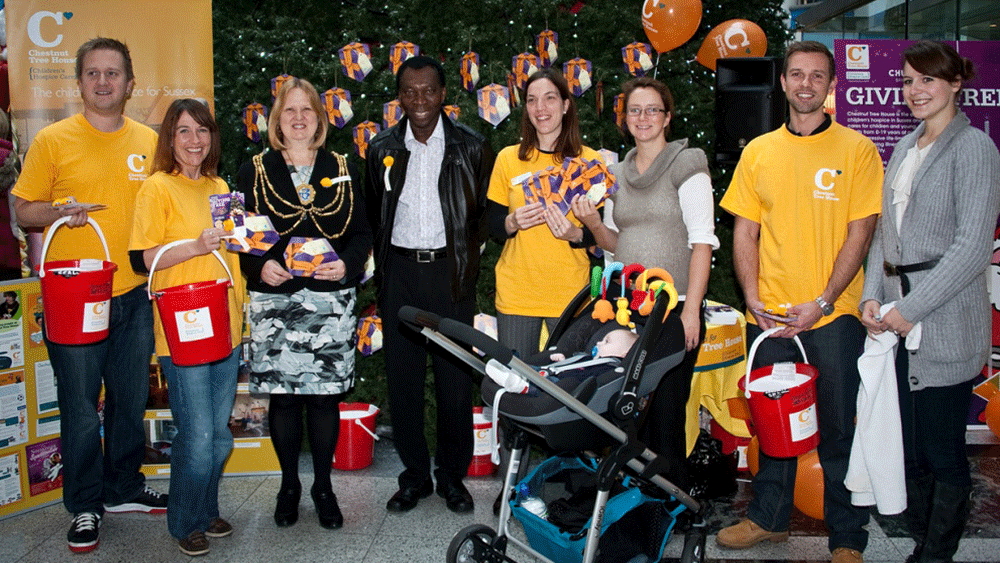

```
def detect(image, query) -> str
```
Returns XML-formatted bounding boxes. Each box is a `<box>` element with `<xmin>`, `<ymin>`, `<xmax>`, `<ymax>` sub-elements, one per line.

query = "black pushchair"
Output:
<box><xmin>398</xmin><ymin>269</ymin><xmax>708</xmax><ymax>563</ymax></box>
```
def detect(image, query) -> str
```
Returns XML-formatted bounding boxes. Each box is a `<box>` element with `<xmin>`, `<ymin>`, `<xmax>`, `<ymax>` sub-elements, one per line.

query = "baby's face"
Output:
<box><xmin>594</xmin><ymin>330</ymin><xmax>635</xmax><ymax>358</ymax></box>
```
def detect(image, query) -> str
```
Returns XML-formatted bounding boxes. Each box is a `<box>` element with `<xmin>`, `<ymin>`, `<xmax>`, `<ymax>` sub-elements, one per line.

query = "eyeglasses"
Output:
<box><xmin>626</xmin><ymin>107</ymin><xmax>667</xmax><ymax>117</ymax></box>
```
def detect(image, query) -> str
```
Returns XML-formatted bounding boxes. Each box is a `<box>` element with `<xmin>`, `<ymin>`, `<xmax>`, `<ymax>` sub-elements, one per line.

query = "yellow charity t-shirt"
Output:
<box><xmin>129</xmin><ymin>172</ymin><xmax>246</xmax><ymax>357</ymax></box>
<box><xmin>487</xmin><ymin>145</ymin><xmax>604</xmax><ymax>317</ymax></box>
<box><xmin>719</xmin><ymin>122</ymin><xmax>883</xmax><ymax>329</ymax></box>
<box><xmin>12</xmin><ymin>114</ymin><xmax>157</xmax><ymax>296</ymax></box>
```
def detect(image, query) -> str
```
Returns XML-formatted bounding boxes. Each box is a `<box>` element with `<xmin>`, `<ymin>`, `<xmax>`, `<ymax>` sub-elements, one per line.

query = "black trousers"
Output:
<box><xmin>639</xmin><ymin>304</ymin><xmax>704</xmax><ymax>491</ymax></box>
<box><xmin>380</xmin><ymin>251</ymin><xmax>475</xmax><ymax>488</ymax></box>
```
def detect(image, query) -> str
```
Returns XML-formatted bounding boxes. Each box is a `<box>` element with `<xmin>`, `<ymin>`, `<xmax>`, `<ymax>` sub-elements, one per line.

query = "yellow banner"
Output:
<box><xmin>695</xmin><ymin>321</ymin><xmax>744</xmax><ymax>371</ymax></box>
<box><xmin>4</xmin><ymin>0</ymin><xmax>214</xmax><ymax>151</ymax></box>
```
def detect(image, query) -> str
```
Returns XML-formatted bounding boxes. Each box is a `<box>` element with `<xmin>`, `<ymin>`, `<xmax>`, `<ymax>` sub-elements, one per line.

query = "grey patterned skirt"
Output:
<box><xmin>247</xmin><ymin>287</ymin><xmax>356</xmax><ymax>394</ymax></box>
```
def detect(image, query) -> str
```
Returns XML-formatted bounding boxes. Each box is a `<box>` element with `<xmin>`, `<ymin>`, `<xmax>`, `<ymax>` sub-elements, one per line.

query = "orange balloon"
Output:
<box><xmin>641</xmin><ymin>0</ymin><xmax>703</xmax><ymax>53</ymax></box>
<box><xmin>696</xmin><ymin>19</ymin><xmax>768</xmax><ymax>71</ymax></box>
<box><xmin>986</xmin><ymin>395</ymin><xmax>1000</xmax><ymax>439</ymax></box>
<box><xmin>793</xmin><ymin>449</ymin><xmax>824</xmax><ymax>520</ymax></box>
<box><xmin>746</xmin><ymin>439</ymin><xmax>824</xmax><ymax>520</ymax></box>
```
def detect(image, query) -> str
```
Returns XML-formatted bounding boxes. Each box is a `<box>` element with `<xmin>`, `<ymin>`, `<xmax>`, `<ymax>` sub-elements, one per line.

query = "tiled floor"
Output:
<box><xmin>2</xmin><ymin>439</ymin><xmax>998</xmax><ymax>563</ymax></box>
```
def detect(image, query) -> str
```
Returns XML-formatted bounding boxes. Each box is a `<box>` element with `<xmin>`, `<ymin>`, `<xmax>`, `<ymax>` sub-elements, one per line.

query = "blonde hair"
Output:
<box><xmin>267</xmin><ymin>78</ymin><xmax>328</xmax><ymax>151</ymax></box>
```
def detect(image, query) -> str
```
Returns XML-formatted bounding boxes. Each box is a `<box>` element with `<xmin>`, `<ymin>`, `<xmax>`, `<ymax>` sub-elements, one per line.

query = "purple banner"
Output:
<box><xmin>834</xmin><ymin>39</ymin><xmax>1000</xmax><ymax>166</ymax></box>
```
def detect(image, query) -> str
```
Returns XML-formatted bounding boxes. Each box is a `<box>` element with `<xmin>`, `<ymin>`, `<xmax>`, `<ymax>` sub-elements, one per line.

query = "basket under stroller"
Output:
<box><xmin>399</xmin><ymin>278</ymin><xmax>709</xmax><ymax>563</ymax></box>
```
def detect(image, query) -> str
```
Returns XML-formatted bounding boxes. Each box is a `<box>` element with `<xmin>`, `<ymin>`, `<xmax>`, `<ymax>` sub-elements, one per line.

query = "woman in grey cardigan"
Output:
<box><xmin>860</xmin><ymin>41</ymin><xmax>1000</xmax><ymax>563</ymax></box>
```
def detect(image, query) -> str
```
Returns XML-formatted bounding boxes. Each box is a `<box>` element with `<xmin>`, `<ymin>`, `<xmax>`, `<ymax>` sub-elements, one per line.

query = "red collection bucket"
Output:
<box><xmin>38</xmin><ymin>217</ymin><xmax>118</xmax><ymax>345</ymax></box>
<box><xmin>739</xmin><ymin>327</ymin><xmax>820</xmax><ymax>458</ymax></box>
<box><xmin>333</xmin><ymin>403</ymin><xmax>379</xmax><ymax>470</ymax></box>
<box><xmin>467</xmin><ymin>406</ymin><xmax>496</xmax><ymax>476</ymax></box>
<box><xmin>148</xmin><ymin>240</ymin><xmax>234</xmax><ymax>367</ymax></box>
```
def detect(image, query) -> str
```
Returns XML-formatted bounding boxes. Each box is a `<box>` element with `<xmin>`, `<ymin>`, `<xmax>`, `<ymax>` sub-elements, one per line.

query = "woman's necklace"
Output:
<box><xmin>252</xmin><ymin>151</ymin><xmax>354</xmax><ymax>239</ymax></box>
<box><xmin>286</xmin><ymin>151</ymin><xmax>317</xmax><ymax>204</ymax></box>
<box><xmin>289</xmin><ymin>163</ymin><xmax>316</xmax><ymax>205</ymax></box>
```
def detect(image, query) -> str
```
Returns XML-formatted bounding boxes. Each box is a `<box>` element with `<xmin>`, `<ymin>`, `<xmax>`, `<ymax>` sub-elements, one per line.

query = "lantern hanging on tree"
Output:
<box><xmin>242</xmin><ymin>103</ymin><xmax>267</xmax><ymax>143</ymax></box>
<box><xmin>339</xmin><ymin>42</ymin><xmax>373</xmax><ymax>82</ymax></box>
<box><xmin>477</xmin><ymin>83</ymin><xmax>511</xmax><ymax>127</ymax></box>
<box><xmin>460</xmin><ymin>52</ymin><xmax>481</xmax><ymax>92</ymax></box>
<box><xmin>536</xmin><ymin>30</ymin><xmax>558</xmax><ymax>67</ymax></box>
<box><xmin>353</xmin><ymin>121</ymin><xmax>381</xmax><ymax>158</ymax></box>
<box><xmin>322</xmin><ymin>88</ymin><xmax>353</xmax><ymax>129</ymax></box>
<box><xmin>389</xmin><ymin>41</ymin><xmax>420</xmax><ymax>75</ymax></box>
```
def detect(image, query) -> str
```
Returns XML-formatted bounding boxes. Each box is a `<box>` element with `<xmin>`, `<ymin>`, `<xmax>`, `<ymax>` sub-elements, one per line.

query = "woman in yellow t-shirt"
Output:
<box><xmin>128</xmin><ymin>99</ymin><xmax>244</xmax><ymax>557</ymax></box>
<box><xmin>487</xmin><ymin>68</ymin><xmax>602</xmax><ymax>357</ymax></box>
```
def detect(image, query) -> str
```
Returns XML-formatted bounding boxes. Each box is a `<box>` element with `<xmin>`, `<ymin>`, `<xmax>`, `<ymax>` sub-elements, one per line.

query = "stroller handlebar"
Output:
<box><xmin>398</xmin><ymin>306</ymin><xmax>515</xmax><ymax>364</ymax></box>
<box><xmin>438</xmin><ymin>318</ymin><xmax>515</xmax><ymax>364</ymax></box>
<box><xmin>399</xmin><ymin>305</ymin><xmax>442</xmax><ymax>330</ymax></box>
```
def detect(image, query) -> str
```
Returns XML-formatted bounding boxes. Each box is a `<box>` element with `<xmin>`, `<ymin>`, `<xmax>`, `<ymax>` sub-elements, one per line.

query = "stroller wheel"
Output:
<box><xmin>447</xmin><ymin>524</ymin><xmax>498</xmax><ymax>563</ymax></box>
<box><xmin>679</xmin><ymin>527</ymin><xmax>707</xmax><ymax>563</ymax></box>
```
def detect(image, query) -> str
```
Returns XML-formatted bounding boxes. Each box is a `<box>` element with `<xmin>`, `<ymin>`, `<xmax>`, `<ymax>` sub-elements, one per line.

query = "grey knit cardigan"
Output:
<box><xmin>861</xmin><ymin>111</ymin><xmax>1000</xmax><ymax>390</ymax></box>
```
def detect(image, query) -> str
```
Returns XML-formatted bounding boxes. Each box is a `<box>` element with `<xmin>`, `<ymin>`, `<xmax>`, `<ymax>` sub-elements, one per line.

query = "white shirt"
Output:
<box><xmin>391</xmin><ymin>118</ymin><xmax>447</xmax><ymax>249</ymax></box>
<box><xmin>678</xmin><ymin>172</ymin><xmax>721</xmax><ymax>249</ymax></box>
<box><xmin>891</xmin><ymin>142</ymin><xmax>934</xmax><ymax>234</ymax></box>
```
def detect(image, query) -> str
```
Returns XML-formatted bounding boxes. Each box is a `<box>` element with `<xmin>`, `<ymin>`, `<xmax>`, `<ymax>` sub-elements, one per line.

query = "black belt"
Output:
<box><xmin>884</xmin><ymin>259</ymin><xmax>938</xmax><ymax>295</ymax></box>
<box><xmin>883</xmin><ymin>259</ymin><xmax>939</xmax><ymax>277</ymax></box>
<box><xmin>391</xmin><ymin>245</ymin><xmax>447</xmax><ymax>263</ymax></box>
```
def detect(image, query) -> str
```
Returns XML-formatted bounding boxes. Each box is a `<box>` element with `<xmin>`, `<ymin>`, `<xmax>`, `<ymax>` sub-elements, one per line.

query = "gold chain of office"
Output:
<box><xmin>251</xmin><ymin>151</ymin><xmax>353</xmax><ymax>239</ymax></box>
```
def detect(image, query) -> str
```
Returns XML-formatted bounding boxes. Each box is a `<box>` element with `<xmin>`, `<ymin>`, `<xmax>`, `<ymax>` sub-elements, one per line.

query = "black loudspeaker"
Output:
<box><xmin>714</xmin><ymin>57</ymin><xmax>785</xmax><ymax>165</ymax></box>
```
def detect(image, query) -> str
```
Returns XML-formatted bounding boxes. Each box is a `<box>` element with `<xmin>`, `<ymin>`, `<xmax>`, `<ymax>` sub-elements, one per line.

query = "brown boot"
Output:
<box><xmin>716</xmin><ymin>518</ymin><xmax>789</xmax><ymax>549</ymax></box>
<box><xmin>832</xmin><ymin>547</ymin><xmax>863</xmax><ymax>563</ymax></box>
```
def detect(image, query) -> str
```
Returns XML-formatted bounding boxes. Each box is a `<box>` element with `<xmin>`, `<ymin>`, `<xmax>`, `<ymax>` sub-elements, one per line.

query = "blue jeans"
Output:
<box><xmin>46</xmin><ymin>284</ymin><xmax>155</xmax><ymax>514</ymax></box>
<box><xmin>159</xmin><ymin>347</ymin><xmax>240</xmax><ymax>539</ymax></box>
<box><xmin>745</xmin><ymin>316</ymin><xmax>870</xmax><ymax>553</ymax></box>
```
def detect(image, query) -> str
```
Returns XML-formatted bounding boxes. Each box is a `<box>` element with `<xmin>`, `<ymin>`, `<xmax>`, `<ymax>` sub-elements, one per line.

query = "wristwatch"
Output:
<box><xmin>815</xmin><ymin>296</ymin><xmax>834</xmax><ymax>316</ymax></box>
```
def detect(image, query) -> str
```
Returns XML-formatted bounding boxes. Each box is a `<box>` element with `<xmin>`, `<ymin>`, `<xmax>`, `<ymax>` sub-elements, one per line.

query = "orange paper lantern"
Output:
<box><xmin>641</xmin><ymin>0</ymin><xmax>703</xmax><ymax>53</ymax></box>
<box><xmin>696</xmin><ymin>19</ymin><xmax>768</xmax><ymax>71</ymax></box>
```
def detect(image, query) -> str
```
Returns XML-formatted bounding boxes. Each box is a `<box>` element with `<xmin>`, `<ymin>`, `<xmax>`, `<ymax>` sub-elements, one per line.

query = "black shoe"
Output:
<box><xmin>67</xmin><ymin>512</ymin><xmax>101</xmax><ymax>553</ymax></box>
<box><xmin>274</xmin><ymin>488</ymin><xmax>301</xmax><ymax>527</ymax></box>
<box><xmin>386</xmin><ymin>478</ymin><xmax>433</xmax><ymax>513</ymax></box>
<box><xmin>437</xmin><ymin>479</ymin><xmax>474</xmax><ymax>514</ymax></box>
<box><xmin>104</xmin><ymin>485</ymin><xmax>168</xmax><ymax>514</ymax></box>
<box><xmin>311</xmin><ymin>488</ymin><xmax>343</xmax><ymax>529</ymax></box>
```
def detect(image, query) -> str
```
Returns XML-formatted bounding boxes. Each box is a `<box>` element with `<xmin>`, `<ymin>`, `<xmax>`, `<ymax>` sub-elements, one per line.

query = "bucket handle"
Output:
<box><xmin>38</xmin><ymin>216</ymin><xmax>110</xmax><ymax>278</ymax></box>
<box><xmin>352</xmin><ymin>419</ymin><xmax>379</xmax><ymax>441</ymax></box>
<box><xmin>744</xmin><ymin>327</ymin><xmax>808</xmax><ymax>399</ymax></box>
<box><xmin>147</xmin><ymin>239</ymin><xmax>235</xmax><ymax>300</ymax></box>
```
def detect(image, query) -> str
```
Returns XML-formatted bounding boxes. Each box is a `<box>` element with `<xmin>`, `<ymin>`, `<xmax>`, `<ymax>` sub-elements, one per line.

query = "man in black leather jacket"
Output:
<box><xmin>364</xmin><ymin>55</ymin><xmax>495</xmax><ymax>514</ymax></box>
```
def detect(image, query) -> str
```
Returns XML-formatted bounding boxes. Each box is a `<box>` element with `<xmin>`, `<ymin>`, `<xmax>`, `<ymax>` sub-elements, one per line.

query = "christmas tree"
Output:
<box><xmin>212</xmin><ymin>0</ymin><xmax>792</xmax><ymax>438</ymax></box>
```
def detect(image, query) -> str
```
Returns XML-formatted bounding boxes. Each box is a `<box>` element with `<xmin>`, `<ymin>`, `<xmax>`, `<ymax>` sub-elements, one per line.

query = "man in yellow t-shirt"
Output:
<box><xmin>717</xmin><ymin>42</ymin><xmax>883</xmax><ymax>563</ymax></box>
<box><xmin>11</xmin><ymin>38</ymin><xmax>163</xmax><ymax>554</ymax></box>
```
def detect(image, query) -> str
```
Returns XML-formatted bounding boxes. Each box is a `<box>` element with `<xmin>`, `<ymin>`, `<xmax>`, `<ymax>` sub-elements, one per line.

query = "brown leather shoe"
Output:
<box><xmin>832</xmin><ymin>547</ymin><xmax>863</xmax><ymax>563</ymax></box>
<box><xmin>205</xmin><ymin>518</ymin><xmax>233</xmax><ymax>538</ymax></box>
<box><xmin>716</xmin><ymin>518</ymin><xmax>789</xmax><ymax>549</ymax></box>
<box><xmin>178</xmin><ymin>531</ymin><xmax>209</xmax><ymax>556</ymax></box>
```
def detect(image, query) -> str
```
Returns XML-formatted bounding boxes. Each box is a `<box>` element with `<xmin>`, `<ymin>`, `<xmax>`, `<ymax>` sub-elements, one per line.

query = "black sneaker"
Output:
<box><xmin>104</xmin><ymin>485</ymin><xmax>168</xmax><ymax>514</ymax></box>
<box><xmin>67</xmin><ymin>512</ymin><xmax>101</xmax><ymax>553</ymax></box>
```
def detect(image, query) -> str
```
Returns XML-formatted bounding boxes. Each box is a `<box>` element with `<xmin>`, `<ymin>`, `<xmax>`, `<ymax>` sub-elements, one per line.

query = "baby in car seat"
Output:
<box><xmin>484</xmin><ymin>328</ymin><xmax>639</xmax><ymax>396</ymax></box>
<box><xmin>546</xmin><ymin>329</ymin><xmax>638</xmax><ymax>363</ymax></box>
